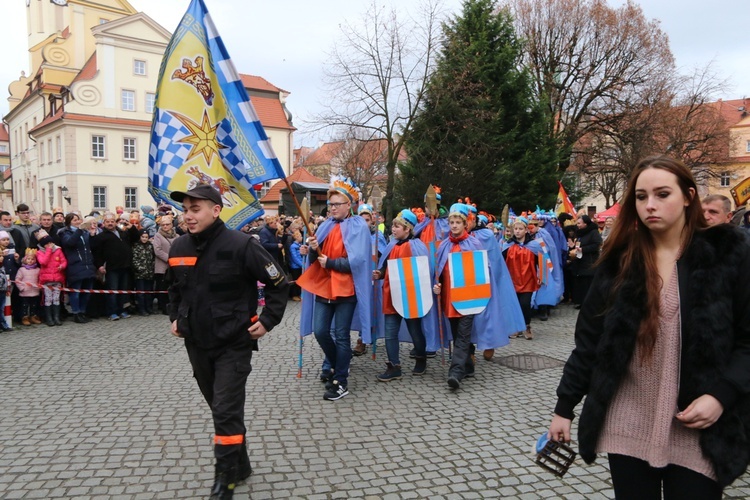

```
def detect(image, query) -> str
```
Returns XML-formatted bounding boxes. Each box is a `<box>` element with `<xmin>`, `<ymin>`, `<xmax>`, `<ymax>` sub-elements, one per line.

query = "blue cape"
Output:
<box><xmin>472</xmin><ymin>228</ymin><xmax>526</xmax><ymax>342</ymax></box>
<box><xmin>298</xmin><ymin>216</ymin><xmax>373</xmax><ymax>338</ymax></box>
<box><xmin>532</xmin><ymin>227</ymin><xmax>564</xmax><ymax>307</ymax></box>
<box><xmin>435</xmin><ymin>233</ymin><xmax>508</xmax><ymax>350</ymax></box>
<box><xmin>350</xmin><ymin>229</ymin><xmax>389</xmax><ymax>342</ymax></box>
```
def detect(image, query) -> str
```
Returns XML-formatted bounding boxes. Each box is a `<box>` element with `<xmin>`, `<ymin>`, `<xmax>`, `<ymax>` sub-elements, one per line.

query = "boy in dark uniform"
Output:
<box><xmin>168</xmin><ymin>184</ymin><xmax>288</xmax><ymax>499</ymax></box>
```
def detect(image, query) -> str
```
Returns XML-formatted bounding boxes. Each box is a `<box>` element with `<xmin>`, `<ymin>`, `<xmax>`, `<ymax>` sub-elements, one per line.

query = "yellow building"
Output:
<box><xmin>5</xmin><ymin>0</ymin><xmax>293</xmax><ymax>215</ymax></box>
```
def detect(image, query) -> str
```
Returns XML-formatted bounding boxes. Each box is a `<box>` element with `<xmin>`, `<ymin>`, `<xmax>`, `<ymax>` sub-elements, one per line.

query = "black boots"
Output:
<box><xmin>52</xmin><ymin>305</ymin><xmax>62</xmax><ymax>326</ymax></box>
<box><xmin>210</xmin><ymin>465</ymin><xmax>237</xmax><ymax>500</ymax></box>
<box><xmin>45</xmin><ymin>306</ymin><xmax>55</xmax><ymax>327</ymax></box>
<box><xmin>412</xmin><ymin>357</ymin><xmax>427</xmax><ymax>375</ymax></box>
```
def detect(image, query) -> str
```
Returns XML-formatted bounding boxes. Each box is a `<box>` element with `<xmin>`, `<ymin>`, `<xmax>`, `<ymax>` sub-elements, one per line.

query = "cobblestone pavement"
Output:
<box><xmin>2</xmin><ymin>303</ymin><xmax>749</xmax><ymax>499</ymax></box>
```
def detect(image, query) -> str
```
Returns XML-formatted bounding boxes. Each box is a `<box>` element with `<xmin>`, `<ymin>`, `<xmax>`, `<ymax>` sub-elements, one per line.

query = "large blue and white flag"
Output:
<box><xmin>148</xmin><ymin>0</ymin><xmax>285</xmax><ymax>228</ymax></box>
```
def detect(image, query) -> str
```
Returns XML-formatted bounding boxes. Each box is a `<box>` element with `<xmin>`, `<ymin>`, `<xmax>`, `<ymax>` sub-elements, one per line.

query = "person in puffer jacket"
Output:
<box><xmin>36</xmin><ymin>236</ymin><xmax>68</xmax><ymax>326</ymax></box>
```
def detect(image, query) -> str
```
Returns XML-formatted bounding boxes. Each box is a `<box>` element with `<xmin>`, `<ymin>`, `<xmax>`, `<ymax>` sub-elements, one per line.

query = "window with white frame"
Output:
<box><xmin>92</xmin><ymin>135</ymin><xmax>106</xmax><ymax>159</ymax></box>
<box><xmin>0</xmin><ymin>145</ymin><xmax>7</xmax><ymax>153</ymax></box>
<box><xmin>56</xmin><ymin>136</ymin><xmax>61</xmax><ymax>160</ymax></box>
<box><xmin>125</xmin><ymin>187</ymin><xmax>138</xmax><ymax>209</ymax></box>
<box><xmin>38</xmin><ymin>143</ymin><xmax>44</xmax><ymax>163</ymax></box>
<box><xmin>133</xmin><ymin>60</ymin><xmax>146</xmax><ymax>76</ymax></box>
<box><xmin>48</xmin><ymin>140</ymin><xmax>53</xmax><ymax>164</ymax></box>
<box><xmin>145</xmin><ymin>92</ymin><xmax>156</xmax><ymax>114</ymax></box>
<box><xmin>123</xmin><ymin>137</ymin><xmax>136</xmax><ymax>160</ymax></box>
<box><xmin>93</xmin><ymin>186</ymin><xmax>107</xmax><ymax>209</ymax></box>
<box><xmin>720</xmin><ymin>172</ymin><xmax>731</xmax><ymax>187</ymax></box>
<box><xmin>746</xmin><ymin>140</ymin><xmax>750</xmax><ymax>153</ymax></box>
<box><xmin>121</xmin><ymin>90</ymin><xmax>135</xmax><ymax>111</ymax></box>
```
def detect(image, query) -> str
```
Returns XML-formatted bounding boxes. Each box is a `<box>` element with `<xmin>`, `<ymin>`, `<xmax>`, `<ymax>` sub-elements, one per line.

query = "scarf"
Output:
<box><xmin>448</xmin><ymin>230</ymin><xmax>469</xmax><ymax>244</ymax></box>
<box><xmin>159</xmin><ymin>226</ymin><xmax>176</xmax><ymax>239</ymax></box>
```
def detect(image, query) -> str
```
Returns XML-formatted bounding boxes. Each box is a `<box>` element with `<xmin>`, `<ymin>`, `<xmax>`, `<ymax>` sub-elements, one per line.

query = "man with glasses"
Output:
<box><xmin>297</xmin><ymin>177</ymin><xmax>373</xmax><ymax>401</ymax></box>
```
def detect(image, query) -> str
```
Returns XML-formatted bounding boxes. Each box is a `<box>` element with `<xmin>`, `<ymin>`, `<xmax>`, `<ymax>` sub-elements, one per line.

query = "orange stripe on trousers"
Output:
<box><xmin>214</xmin><ymin>434</ymin><xmax>244</xmax><ymax>445</ymax></box>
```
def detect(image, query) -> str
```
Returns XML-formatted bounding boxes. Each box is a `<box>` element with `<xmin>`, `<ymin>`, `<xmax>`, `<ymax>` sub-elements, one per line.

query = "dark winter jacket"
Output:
<box><xmin>58</xmin><ymin>226</ymin><xmax>96</xmax><ymax>283</ymax></box>
<box><xmin>259</xmin><ymin>225</ymin><xmax>282</xmax><ymax>263</ymax></box>
<box><xmin>168</xmin><ymin>219</ymin><xmax>289</xmax><ymax>350</ymax></box>
<box><xmin>91</xmin><ymin>226</ymin><xmax>140</xmax><ymax>271</ymax></box>
<box><xmin>554</xmin><ymin>224</ymin><xmax>750</xmax><ymax>487</ymax></box>
<box><xmin>571</xmin><ymin>222</ymin><xmax>602</xmax><ymax>277</ymax></box>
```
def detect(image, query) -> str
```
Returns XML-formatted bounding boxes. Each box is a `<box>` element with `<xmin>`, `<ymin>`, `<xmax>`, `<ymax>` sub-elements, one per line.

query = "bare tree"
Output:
<box><xmin>333</xmin><ymin>127</ymin><xmax>390</xmax><ymax>204</ymax></box>
<box><xmin>313</xmin><ymin>0</ymin><xmax>442</xmax><ymax>221</ymax></box>
<box><xmin>572</xmin><ymin>64</ymin><xmax>733</xmax><ymax>204</ymax></box>
<box><xmin>506</xmin><ymin>0</ymin><xmax>674</xmax><ymax>169</ymax></box>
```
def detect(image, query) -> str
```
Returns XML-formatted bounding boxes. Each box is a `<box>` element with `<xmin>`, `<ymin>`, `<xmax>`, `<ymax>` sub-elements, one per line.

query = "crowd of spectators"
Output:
<box><xmin>0</xmin><ymin>204</ymin><xmax>315</xmax><ymax>331</ymax></box>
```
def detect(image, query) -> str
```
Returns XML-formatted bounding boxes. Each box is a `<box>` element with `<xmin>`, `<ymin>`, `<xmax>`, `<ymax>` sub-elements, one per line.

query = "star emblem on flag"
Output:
<box><xmin>174</xmin><ymin>111</ymin><xmax>227</xmax><ymax>165</ymax></box>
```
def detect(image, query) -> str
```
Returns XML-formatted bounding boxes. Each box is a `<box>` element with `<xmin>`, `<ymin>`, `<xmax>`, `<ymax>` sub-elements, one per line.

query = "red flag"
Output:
<box><xmin>555</xmin><ymin>181</ymin><xmax>576</xmax><ymax>218</ymax></box>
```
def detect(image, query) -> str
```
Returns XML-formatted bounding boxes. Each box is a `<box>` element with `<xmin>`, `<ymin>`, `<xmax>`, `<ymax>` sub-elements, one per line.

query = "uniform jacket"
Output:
<box><xmin>168</xmin><ymin>219</ymin><xmax>289</xmax><ymax>350</ymax></box>
<box><xmin>58</xmin><ymin>226</ymin><xmax>96</xmax><ymax>282</ymax></box>
<box><xmin>37</xmin><ymin>246</ymin><xmax>68</xmax><ymax>284</ymax></box>
<box><xmin>554</xmin><ymin>224</ymin><xmax>750</xmax><ymax>487</ymax></box>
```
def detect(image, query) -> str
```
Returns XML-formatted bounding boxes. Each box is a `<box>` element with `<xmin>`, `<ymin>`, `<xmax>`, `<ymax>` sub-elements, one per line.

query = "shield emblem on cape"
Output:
<box><xmin>387</xmin><ymin>255</ymin><xmax>433</xmax><ymax>319</ymax></box>
<box><xmin>449</xmin><ymin>250</ymin><xmax>490</xmax><ymax>315</ymax></box>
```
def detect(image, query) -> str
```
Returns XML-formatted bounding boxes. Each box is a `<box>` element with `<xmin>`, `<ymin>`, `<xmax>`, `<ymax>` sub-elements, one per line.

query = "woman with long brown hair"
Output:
<box><xmin>547</xmin><ymin>156</ymin><xmax>750</xmax><ymax>498</ymax></box>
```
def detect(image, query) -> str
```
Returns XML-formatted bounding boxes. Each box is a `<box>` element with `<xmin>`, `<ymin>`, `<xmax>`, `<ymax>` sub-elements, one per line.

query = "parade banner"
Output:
<box><xmin>730</xmin><ymin>176</ymin><xmax>750</xmax><ymax>208</ymax></box>
<box><xmin>387</xmin><ymin>255</ymin><xmax>433</xmax><ymax>319</ymax></box>
<box><xmin>448</xmin><ymin>250</ymin><xmax>490</xmax><ymax>315</ymax></box>
<box><xmin>148</xmin><ymin>0</ymin><xmax>285</xmax><ymax>229</ymax></box>
<box><xmin>555</xmin><ymin>181</ymin><xmax>576</xmax><ymax>218</ymax></box>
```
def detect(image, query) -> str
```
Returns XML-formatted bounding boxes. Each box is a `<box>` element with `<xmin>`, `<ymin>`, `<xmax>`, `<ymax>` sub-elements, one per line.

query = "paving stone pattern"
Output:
<box><xmin>2</xmin><ymin>304</ymin><xmax>749</xmax><ymax>499</ymax></box>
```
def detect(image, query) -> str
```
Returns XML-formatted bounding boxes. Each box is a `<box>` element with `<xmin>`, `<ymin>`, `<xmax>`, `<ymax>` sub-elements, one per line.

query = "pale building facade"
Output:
<box><xmin>576</xmin><ymin>97</ymin><xmax>750</xmax><ymax>216</ymax></box>
<box><xmin>5</xmin><ymin>0</ymin><xmax>294</xmax><ymax>215</ymax></box>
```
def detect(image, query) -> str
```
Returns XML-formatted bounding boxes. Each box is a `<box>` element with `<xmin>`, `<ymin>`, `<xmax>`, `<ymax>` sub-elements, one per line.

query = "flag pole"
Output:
<box><xmin>296</xmin><ymin>198</ymin><xmax>310</xmax><ymax>379</ymax></box>
<box><xmin>281</xmin><ymin>177</ymin><xmax>315</xmax><ymax>235</ymax></box>
<box><xmin>425</xmin><ymin>185</ymin><xmax>445</xmax><ymax>367</ymax></box>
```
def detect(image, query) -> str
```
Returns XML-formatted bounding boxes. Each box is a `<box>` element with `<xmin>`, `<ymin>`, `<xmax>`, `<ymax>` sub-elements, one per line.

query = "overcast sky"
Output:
<box><xmin>1</xmin><ymin>0</ymin><xmax>747</xmax><ymax>146</ymax></box>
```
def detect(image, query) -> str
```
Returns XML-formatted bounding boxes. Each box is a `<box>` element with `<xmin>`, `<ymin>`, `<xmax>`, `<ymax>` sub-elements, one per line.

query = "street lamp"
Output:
<box><xmin>61</xmin><ymin>186</ymin><xmax>71</xmax><ymax>205</ymax></box>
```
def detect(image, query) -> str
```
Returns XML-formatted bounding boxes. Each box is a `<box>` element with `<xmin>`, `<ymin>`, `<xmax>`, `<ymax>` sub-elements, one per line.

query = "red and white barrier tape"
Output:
<box><xmin>10</xmin><ymin>280</ymin><xmax>168</xmax><ymax>294</ymax></box>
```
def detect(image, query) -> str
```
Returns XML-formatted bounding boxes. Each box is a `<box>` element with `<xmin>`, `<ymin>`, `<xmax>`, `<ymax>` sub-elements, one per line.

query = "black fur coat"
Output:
<box><xmin>554</xmin><ymin>224</ymin><xmax>750</xmax><ymax>487</ymax></box>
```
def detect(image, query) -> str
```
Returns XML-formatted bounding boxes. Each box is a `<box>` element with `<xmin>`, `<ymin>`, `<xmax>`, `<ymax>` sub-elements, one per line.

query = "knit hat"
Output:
<box><xmin>141</xmin><ymin>205</ymin><xmax>155</xmax><ymax>214</ymax></box>
<box><xmin>39</xmin><ymin>235</ymin><xmax>53</xmax><ymax>246</ymax></box>
<box><xmin>0</xmin><ymin>230</ymin><xmax>9</xmax><ymax>240</ymax></box>
<box><xmin>138</xmin><ymin>228</ymin><xmax>150</xmax><ymax>237</ymax></box>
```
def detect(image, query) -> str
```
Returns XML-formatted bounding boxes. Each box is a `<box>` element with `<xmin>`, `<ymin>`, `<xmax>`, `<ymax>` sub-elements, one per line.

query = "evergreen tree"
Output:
<box><xmin>398</xmin><ymin>0</ymin><xmax>558</xmax><ymax>214</ymax></box>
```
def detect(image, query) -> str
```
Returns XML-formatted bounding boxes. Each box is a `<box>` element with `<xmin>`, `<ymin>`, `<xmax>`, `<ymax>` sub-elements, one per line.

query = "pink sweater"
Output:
<box><xmin>15</xmin><ymin>266</ymin><xmax>41</xmax><ymax>297</ymax></box>
<box><xmin>597</xmin><ymin>266</ymin><xmax>715</xmax><ymax>480</ymax></box>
